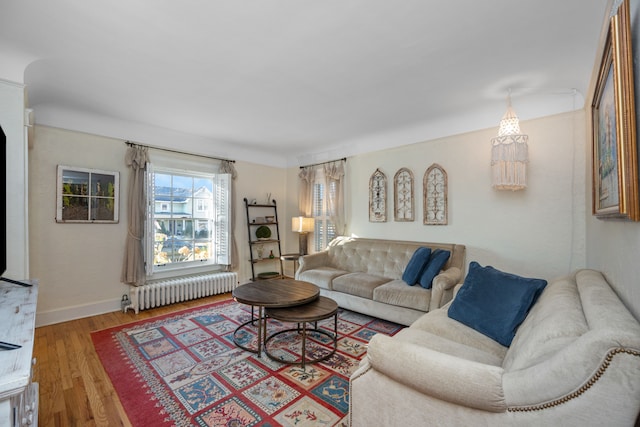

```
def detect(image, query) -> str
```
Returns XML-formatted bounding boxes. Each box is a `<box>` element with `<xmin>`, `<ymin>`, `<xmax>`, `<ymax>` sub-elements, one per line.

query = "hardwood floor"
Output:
<box><xmin>33</xmin><ymin>293</ymin><xmax>232</xmax><ymax>427</ymax></box>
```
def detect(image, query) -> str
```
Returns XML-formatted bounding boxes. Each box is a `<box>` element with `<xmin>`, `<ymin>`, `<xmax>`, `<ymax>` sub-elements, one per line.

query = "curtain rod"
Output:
<box><xmin>125</xmin><ymin>141</ymin><xmax>235</xmax><ymax>163</ymax></box>
<box><xmin>300</xmin><ymin>157</ymin><xmax>346</xmax><ymax>169</ymax></box>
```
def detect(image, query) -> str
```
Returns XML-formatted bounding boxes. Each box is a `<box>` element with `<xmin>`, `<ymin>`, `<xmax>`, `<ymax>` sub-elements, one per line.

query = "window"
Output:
<box><xmin>196</xmin><ymin>199</ymin><xmax>208</xmax><ymax>213</ymax></box>
<box><xmin>56</xmin><ymin>165</ymin><xmax>119</xmax><ymax>223</ymax></box>
<box><xmin>312</xmin><ymin>169</ymin><xmax>337</xmax><ymax>252</ymax></box>
<box><xmin>147</xmin><ymin>165</ymin><xmax>231</xmax><ymax>273</ymax></box>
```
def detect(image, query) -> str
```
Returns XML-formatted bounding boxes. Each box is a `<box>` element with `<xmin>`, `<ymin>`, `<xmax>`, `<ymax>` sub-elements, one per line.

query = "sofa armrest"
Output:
<box><xmin>429</xmin><ymin>266</ymin><xmax>462</xmax><ymax>310</ymax></box>
<box><xmin>365</xmin><ymin>334</ymin><xmax>507</xmax><ymax>412</ymax></box>
<box><xmin>296</xmin><ymin>251</ymin><xmax>329</xmax><ymax>277</ymax></box>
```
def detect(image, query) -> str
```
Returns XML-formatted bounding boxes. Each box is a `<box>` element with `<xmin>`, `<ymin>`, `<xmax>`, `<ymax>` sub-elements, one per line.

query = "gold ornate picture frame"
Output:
<box><xmin>591</xmin><ymin>0</ymin><xmax>639</xmax><ymax>221</ymax></box>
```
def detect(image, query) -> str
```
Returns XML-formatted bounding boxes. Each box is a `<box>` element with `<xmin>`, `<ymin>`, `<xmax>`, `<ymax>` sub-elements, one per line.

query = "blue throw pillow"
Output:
<box><xmin>402</xmin><ymin>247</ymin><xmax>432</xmax><ymax>285</ymax></box>
<box><xmin>418</xmin><ymin>249</ymin><xmax>450</xmax><ymax>289</ymax></box>
<box><xmin>447</xmin><ymin>262</ymin><xmax>547</xmax><ymax>347</ymax></box>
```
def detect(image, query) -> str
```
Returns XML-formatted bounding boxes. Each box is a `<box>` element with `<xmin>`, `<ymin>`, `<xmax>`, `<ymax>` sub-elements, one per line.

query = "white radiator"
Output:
<box><xmin>129</xmin><ymin>272</ymin><xmax>238</xmax><ymax>313</ymax></box>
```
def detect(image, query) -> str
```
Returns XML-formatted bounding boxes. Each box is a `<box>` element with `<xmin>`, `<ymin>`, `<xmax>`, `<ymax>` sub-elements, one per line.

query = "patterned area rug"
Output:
<box><xmin>91</xmin><ymin>298</ymin><xmax>403</xmax><ymax>427</ymax></box>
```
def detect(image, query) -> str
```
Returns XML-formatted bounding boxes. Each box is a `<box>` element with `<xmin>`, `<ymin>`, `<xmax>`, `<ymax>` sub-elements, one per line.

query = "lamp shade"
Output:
<box><xmin>491</xmin><ymin>96</ymin><xmax>529</xmax><ymax>191</ymax></box>
<box><xmin>292</xmin><ymin>216</ymin><xmax>314</xmax><ymax>233</ymax></box>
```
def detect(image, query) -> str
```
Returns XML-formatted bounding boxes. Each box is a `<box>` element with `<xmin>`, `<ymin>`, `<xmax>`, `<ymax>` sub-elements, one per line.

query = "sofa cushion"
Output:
<box><xmin>297</xmin><ymin>267</ymin><xmax>348</xmax><ymax>291</ymax></box>
<box><xmin>412</xmin><ymin>303</ymin><xmax>508</xmax><ymax>360</ymax></box>
<box><xmin>373</xmin><ymin>279</ymin><xmax>432</xmax><ymax>311</ymax></box>
<box><xmin>447</xmin><ymin>262</ymin><xmax>547</xmax><ymax>347</ymax></box>
<box><xmin>402</xmin><ymin>247</ymin><xmax>432</xmax><ymax>285</ymax></box>
<box><xmin>332</xmin><ymin>273</ymin><xmax>390</xmax><ymax>299</ymax></box>
<box><xmin>327</xmin><ymin>237</ymin><xmax>444</xmax><ymax>281</ymax></box>
<box><xmin>393</xmin><ymin>328</ymin><xmax>504</xmax><ymax>366</ymax></box>
<box><xmin>418</xmin><ymin>249</ymin><xmax>450</xmax><ymax>289</ymax></box>
<box><xmin>502</xmin><ymin>274</ymin><xmax>588</xmax><ymax>371</ymax></box>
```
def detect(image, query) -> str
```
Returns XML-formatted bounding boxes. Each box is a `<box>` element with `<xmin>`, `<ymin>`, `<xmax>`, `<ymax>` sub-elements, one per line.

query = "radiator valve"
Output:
<box><xmin>121</xmin><ymin>294</ymin><xmax>131</xmax><ymax>313</ymax></box>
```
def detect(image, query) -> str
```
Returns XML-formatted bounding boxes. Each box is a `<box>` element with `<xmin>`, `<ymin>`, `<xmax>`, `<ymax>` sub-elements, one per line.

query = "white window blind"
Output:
<box><xmin>312</xmin><ymin>169</ymin><xmax>337</xmax><ymax>252</ymax></box>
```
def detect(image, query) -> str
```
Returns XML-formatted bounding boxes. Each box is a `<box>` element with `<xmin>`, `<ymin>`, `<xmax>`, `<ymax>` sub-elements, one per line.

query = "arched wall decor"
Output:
<box><xmin>394</xmin><ymin>167</ymin><xmax>414</xmax><ymax>222</ymax></box>
<box><xmin>423</xmin><ymin>163</ymin><xmax>448</xmax><ymax>225</ymax></box>
<box><xmin>369</xmin><ymin>168</ymin><xmax>387</xmax><ymax>222</ymax></box>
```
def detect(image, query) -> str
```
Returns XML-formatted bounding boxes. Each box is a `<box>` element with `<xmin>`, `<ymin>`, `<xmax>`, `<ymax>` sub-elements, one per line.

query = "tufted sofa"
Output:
<box><xmin>350</xmin><ymin>269</ymin><xmax>640</xmax><ymax>426</ymax></box>
<box><xmin>295</xmin><ymin>236</ymin><xmax>466</xmax><ymax>326</ymax></box>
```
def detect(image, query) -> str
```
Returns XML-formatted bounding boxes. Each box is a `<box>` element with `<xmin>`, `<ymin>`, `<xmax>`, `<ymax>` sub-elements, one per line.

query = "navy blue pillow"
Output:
<box><xmin>418</xmin><ymin>249</ymin><xmax>450</xmax><ymax>289</ymax></box>
<box><xmin>448</xmin><ymin>262</ymin><xmax>547</xmax><ymax>347</ymax></box>
<box><xmin>402</xmin><ymin>247</ymin><xmax>432</xmax><ymax>285</ymax></box>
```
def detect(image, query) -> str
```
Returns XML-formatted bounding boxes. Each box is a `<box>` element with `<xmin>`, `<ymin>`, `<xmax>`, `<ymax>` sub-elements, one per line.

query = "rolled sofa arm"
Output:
<box><xmin>365</xmin><ymin>334</ymin><xmax>507</xmax><ymax>412</ymax></box>
<box><xmin>429</xmin><ymin>266</ymin><xmax>462</xmax><ymax>310</ymax></box>
<box><xmin>296</xmin><ymin>251</ymin><xmax>329</xmax><ymax>277</ymax></box>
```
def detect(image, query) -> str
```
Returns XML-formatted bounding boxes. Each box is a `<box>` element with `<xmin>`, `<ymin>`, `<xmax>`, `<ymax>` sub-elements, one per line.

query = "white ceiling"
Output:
<box><xmin>0</xmin><ymin>1</ymin><xmax>611</xmax><ymax>167</ymax></box>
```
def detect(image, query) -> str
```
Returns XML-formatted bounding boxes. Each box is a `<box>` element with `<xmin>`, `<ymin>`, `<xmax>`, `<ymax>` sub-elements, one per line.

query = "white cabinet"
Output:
<box><xmin>0</xmin><ymin>281</ymin><xmax>38</xmax><ymax>427</ymax></box>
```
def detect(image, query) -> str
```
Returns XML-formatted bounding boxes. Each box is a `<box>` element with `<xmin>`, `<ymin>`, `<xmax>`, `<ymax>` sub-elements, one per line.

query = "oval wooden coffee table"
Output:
<box><xmin>232</xmin><ymin>278</ymin><xmax>320</xmax><ymax>357</ymax></box>
<box><xmin>264</xmin><ymin>296</ymin><xmax>339</xmax><ymax>370</ymax></box>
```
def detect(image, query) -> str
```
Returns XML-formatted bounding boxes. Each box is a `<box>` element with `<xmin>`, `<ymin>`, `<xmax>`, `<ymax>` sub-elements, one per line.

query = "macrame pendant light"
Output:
<box><xmin>491</xmin><ymin>95</ymin><xmax>529</xmax><ymax>190</ymax></box>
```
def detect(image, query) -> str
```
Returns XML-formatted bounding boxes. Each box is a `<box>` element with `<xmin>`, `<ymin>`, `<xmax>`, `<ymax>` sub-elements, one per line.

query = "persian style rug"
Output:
<box><xmin>91</xmin><ymin>298</ymin><xmax>403</xmax><ymax>427</ymax></box>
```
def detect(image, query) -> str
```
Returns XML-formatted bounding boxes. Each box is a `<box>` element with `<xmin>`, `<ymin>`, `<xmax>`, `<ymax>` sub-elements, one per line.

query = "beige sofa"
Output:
<box><xmin>350</xmin><ymin>269</ymin><xmax>640</xmax><ymax>426</ymax></box>
<box><xmin>296</xmin><ymin>236</ymin><xmax>466</xmax><ymax>326</ymax></box>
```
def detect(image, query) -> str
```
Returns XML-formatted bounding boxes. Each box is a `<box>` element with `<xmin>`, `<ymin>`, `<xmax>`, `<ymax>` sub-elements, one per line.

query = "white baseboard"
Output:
<box><xmin>36</xmin><ymin>298</ymin><xmax>122</xmax><ymax>327</ymax></box>
<box><xmin>36</xmin><ymin>281</ymin><xmax>250</xmax><ymax>327</ymax></box>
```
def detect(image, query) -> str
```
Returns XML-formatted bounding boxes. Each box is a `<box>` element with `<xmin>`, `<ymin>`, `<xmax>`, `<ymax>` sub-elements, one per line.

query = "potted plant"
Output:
<box><xmin>255</xmin><ymin>225</ymin><xmax>271</xmax><ymax>240</ymax></box>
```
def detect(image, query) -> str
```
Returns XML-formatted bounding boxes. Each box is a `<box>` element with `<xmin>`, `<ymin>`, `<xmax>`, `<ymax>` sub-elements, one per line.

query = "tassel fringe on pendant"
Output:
<box><xmin>491</xmin><ymin>135</ymin><xmax>528</xmax><ymax>191</ymax></box>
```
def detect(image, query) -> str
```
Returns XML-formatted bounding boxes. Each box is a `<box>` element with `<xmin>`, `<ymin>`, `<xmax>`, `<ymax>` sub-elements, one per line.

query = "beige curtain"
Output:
<box><xmin>324</xmin><ymin>160</ymin><xmax>346</xmax><ymax>235</ymax></box>
<box><xmin>121</xmin><ymin>144</ymin><xmax>149</xmax><ymax>286</ymax></box>
<box><xmin>298</xmin><ymin>166</ymin><xmax>316</xmax><ymax>216</ymax></box>
<box><xmin>220</xmin><ymin>160</ymin><xmax>238</xmax><ymax>270</ymax></box>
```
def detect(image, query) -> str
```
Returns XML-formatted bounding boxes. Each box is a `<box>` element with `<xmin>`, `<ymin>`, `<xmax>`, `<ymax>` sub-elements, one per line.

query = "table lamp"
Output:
<box><xmin>292</xmin><ymin>216</ymin><xmax>314</xmax><ymax>255</ymax></box>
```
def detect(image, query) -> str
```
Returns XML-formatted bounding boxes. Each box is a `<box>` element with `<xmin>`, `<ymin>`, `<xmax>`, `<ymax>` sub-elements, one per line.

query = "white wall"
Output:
<box><xmin>585</xmin><ymin>0</ymin><xmax>640</xmax><ymax>320</ymax></box>
<box><xmin>27</xmin><ymin>105</ymin><xmax>640</xmax><ymax>325</ymax></box>
<box><xmin>234</xmin><ymin>161</ymin><xmax>291</xmax><ymax>282</ymax></box>
<box><xmin>0</xmin><ymin>79</ymin><xmax>29</xmax><ymax>280</ymax></box>
<box><xmin>346</xmin><ymin>111</ymin><xmax>587</xmax><ymax>281</ymax></box>
<box><xmin>29</xmin><ymin>126</ymin><xmax>131</xmax><ymax>325</ymax></box>
<box><xmin>29</xmin><ymin>125</ymin><xmax>289</xmax><ymax>325</ymax></box>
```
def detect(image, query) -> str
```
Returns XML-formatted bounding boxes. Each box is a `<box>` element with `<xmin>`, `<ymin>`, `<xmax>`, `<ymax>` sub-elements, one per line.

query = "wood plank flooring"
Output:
<box><xmin>33</xmin><ymin>293</ymin><xmax>232</xmax><ymax>427</ymax></box>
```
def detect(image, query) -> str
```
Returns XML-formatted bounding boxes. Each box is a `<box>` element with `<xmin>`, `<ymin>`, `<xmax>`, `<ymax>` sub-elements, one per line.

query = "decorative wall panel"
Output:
<box><xmin>369</xmin><ymin>168</ymin><xmax>387</xmax><ymax>222</ymax></box>
<box><xmin>423</xmin><ymin>164</ymin><xmax>447</xmax><ymax>225</ymax></box>
<box><xmin>394</xmin><ymin>167</ymin><xmax>414</xmax><ymax>222</ymax></box>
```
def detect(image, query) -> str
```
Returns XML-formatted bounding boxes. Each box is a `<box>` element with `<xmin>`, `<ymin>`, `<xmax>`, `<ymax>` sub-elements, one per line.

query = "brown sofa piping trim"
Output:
<box><xmin>507</xmin><ymin>348</ymin><xmax>640</xmax><ymax>412</ymax></box>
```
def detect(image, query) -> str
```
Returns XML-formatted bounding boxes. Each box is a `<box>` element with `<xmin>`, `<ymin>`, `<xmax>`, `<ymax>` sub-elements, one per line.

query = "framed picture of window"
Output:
<box><xmin>591</xmin><ymin>0</ymin><xmax>639</xmax><ymax>221</ymax></box>
<box><xmin>56</xmin><ymin>165</ymin><xmax>119</xmax><ymax>223</ymax></box>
